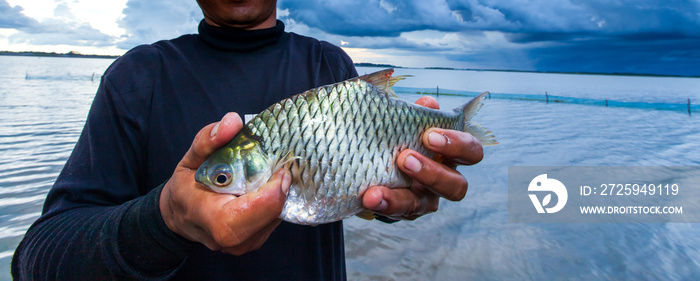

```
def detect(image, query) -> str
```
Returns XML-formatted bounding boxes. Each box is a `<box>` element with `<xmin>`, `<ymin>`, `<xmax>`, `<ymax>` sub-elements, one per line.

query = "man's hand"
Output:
<box><xmin>362</xmin><ymin>97</ymin><xmax>484</xmax><ymax>220</ymax></box>
<box><xmin>159</xmin><ymin>112</ymin><xmax>291</xmax><ymax>255</ymax></box>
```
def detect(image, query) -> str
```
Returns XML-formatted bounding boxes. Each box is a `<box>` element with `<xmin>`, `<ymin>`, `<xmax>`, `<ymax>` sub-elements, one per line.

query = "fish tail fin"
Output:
<box><xmin>459</xmin><ymin>91</ymin><xmax>499</xmax><ymax>146</ymax></box>
<box><xmin>359</xmin><ymin>68</ymin><xmax>411</xmax><ymax>96</ymax></box>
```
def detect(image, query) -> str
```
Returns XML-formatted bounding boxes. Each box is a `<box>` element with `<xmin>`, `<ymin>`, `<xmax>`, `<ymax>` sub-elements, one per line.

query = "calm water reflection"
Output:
<box><xmin>0</xmin><ymin>58</ymin><xmax>699</xmax><ymax>280</ymax></box>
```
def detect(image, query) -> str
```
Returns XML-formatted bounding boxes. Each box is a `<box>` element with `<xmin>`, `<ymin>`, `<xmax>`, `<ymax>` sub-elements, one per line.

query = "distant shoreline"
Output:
<box><xmin>355</xmin><ymin>63</ymin><xmax>700</xmax><ymax>79</ymax></box>
<box><xmin>1</xmin><ymin>54</ymin><xmax>695</xmax><ymax>78</ymax></box>
<box><xmin>0</xmin><ymin>51</ymin><xmax>120</xmax><ymax>59</ymax></box>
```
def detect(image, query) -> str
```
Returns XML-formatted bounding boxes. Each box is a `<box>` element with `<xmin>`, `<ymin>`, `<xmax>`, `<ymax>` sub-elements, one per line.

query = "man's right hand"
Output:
<box><xmin>159</xmin><ymin>112</ymin><xmax>290</xmax><ymax>255</ymax></box>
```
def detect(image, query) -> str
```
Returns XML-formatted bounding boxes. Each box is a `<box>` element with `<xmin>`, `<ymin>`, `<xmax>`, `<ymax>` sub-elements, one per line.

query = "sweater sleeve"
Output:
<box><xmin>319</xmin><ymin>40</ymin><xmax>359</xmax><ymax>81</ymax></box>
<box><xmin>12</xmin><ymin>46</ymin><xmax>191</xmax><ymax>280</ymax></box>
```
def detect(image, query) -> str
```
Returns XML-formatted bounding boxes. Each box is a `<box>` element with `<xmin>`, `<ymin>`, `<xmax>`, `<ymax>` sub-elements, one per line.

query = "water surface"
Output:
<box><xmin>0</xmin><ymin>58</ymin><xmax>698</xmax><ymax>279</ymax></box>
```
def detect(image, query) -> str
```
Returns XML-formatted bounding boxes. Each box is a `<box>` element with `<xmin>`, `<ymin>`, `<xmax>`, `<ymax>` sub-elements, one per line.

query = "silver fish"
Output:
<box><xmin>195</xmin><ymin>69</ymin><xmax>497</xmax><ymax>225</ymax></box>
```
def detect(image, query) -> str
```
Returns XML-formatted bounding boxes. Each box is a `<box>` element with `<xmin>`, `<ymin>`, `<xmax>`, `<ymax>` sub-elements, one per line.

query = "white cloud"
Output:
<box><xmin>1</xmin><ymin>0</ymin><xmax>122</xmax><ymax>54</ymax></box>
<box><xmin>5</xmin><ymin>0</ymin><xmax>55</xmax><ymax>20</ymax></box>
<box><xmin>6</xmin><ymin>0</ymin><xmax>127</xmax><ymax>36</ymax></box>
<box><xmin>379</xmin><ymin>0</ymin><xmax>397</xmax><ymax>14</ymax></box>
<box><xmin>68</xmin><ymin>0</ymin><xmax>128</xmax><ymax>37</ymax></box>
<box><xmin>117</xmin><ymin>0</ymin><xmax>201</xmax><ymax>49</ymax></box>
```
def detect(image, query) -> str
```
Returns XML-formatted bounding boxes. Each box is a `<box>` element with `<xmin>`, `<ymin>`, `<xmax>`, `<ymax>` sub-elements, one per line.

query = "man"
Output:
<box><xmin>12</xmin><ymin>0</ymin><xmax>484</xmax><ymax>279</ymax></box>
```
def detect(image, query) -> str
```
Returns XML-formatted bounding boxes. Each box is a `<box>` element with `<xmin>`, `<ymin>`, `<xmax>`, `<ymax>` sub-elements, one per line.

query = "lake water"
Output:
<box><xmin>1</xmin><ymin>56</ymin><xmax>699</xmax><ymax>280</ymax></box>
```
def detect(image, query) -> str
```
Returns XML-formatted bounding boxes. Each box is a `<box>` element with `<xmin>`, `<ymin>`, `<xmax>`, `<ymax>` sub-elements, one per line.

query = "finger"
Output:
<box><xmin>362</xmin><ymin>185</ymin><xmax>438</xmax><ymax>219</ymax></box>
<box><xmin>162</xmin><ymin>178</ymin><xmax>225</xmax><ymax>248</ymax></box>
<box><xmin>423</xmin><ymin>128</ymin><xmax>484</xmax><ymax>165</ymax></box>
<box><xmin>180</xmin><ymin>112</ymin><xmax>243</xmax><ymax>170</ymax></box>
<box><xmin>415</xmin><ymin>96</ymin><xmax>439</xmax><ymax>109</ymax></box>
<box><xmin>201</xmin><ymin>169</ymin><xmax>290</xmax><ymax>248</ymax></box>
<box><xmin>397</xmin><ymin>150</ymin><xmax>469</xmax><ymax>201</ymax></box>
<box><xmin>162</xmin><ymin>170</ymin><xmax>288</xmax><ymax>251</ymax></box>
<box><xmin>362</xmin><ymin>185</ymin><xmax>388</xmax><ymax>212</ymax></box>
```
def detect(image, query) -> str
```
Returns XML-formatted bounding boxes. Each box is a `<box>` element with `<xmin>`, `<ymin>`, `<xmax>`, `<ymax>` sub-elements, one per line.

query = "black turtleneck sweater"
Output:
<box><xmin>12</xmin><ymin>20</ymin><xmax>357</xmax><ymax>280</ymax></box>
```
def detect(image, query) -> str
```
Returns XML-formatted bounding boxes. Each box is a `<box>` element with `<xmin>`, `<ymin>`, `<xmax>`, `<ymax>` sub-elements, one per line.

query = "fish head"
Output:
<box><xmin>195</xmin><ymin>133</ymin><xmax>272</xmax><ymax>196</ymax></box>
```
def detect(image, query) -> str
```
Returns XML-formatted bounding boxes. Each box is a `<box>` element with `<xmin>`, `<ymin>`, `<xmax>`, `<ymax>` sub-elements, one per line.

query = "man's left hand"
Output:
<box><xmin>362</xmin><ymin>96</ymin><xmax>484</xmax><ymax>220</ymax></box>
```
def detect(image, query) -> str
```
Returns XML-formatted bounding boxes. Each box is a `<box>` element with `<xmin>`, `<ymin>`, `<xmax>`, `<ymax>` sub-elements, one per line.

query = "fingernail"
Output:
<box><xmin>210</xmin><ymin>122</ymin><xmax>220</xmax><ymax>138</ymax></box>
<box><xmin>280</xmin><ymin>170</ymin><xmax>291</xmax><ymax>195</ymax></box>
<box><xmin>404</xmin><ymin>154</ymin><xmax>422</xmax><ymax>173</ymax></box>
<box><xmin>428</xmin><ymin>131</ymin><xmax>447</xmax><ymax>147</ymax></box>
<box><xmin>373</xmin><ymin>198</ymin><xmax>388</xmax><ymax>211</ymax></box>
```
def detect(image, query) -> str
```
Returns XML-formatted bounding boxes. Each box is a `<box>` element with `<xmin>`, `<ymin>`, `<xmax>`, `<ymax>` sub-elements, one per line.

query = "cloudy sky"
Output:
<box><xmin>1</xmin><ymin>0</ymin><xmax>699</xmax><ymax>76</ymax></box>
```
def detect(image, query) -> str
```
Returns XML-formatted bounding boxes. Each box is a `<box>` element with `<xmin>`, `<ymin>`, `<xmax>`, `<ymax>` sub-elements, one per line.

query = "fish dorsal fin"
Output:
<box><xmin>358</xmin><ymin>68</ymin><xmax>411</xmax><ymax>96</ymax></box>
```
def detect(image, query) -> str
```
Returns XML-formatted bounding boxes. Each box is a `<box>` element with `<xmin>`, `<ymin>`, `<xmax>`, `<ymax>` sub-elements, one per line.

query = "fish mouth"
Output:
<box><xmin>194</xmin><ymin>163</ymin><xmax>209</xmax><ymax>185</ymax></box>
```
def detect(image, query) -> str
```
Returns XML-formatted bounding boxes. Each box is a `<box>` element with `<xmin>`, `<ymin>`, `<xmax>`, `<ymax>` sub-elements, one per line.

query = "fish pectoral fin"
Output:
<box><xmin>358</xmin><ymin>68</ymin><xmax>411</xmax><ymax>97</ymax></box>
<box><xmin>272</xmin><ymin>151</ymin><xmax>307</xmax><ymax>189</ymax></box>
<box><xmin>271</xmin><ymin>150</ymin><xmax>301</xmax><ymax>174</ymax></box>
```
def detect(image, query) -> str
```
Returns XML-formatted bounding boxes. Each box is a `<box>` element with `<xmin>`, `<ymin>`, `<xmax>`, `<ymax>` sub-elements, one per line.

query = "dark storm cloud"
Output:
<box><xmin>279</xmin><ymin>0</ymin><xmax>587</xmax><ymax>36</ymax></box>
<box><xmin>449</xmin><ymin>31</ymin><xmax>700</xmax><ymax>75</ymax></box>
<box><xmin>526</xmin><ymin>37</ymin><xmax>700</xmax><ymax>76</ymax></box>
<box><xmin>280</xmin><ymin>0</ymin><xmax>700</xmax><ymax>75</ymax></box>
<box><xmin>280</xmin><ymin>0</ymin><xmax>700</xmax><ymax>37</ymax></box>
<box><xmin>279</xmin><ymin>0</ymin><xmax>502</xmax><ymax>37</ymax></box>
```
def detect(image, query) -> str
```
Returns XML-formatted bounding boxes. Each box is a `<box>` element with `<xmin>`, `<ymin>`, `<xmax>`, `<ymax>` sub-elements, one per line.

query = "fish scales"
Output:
<box><xmin>195</xmin><ymin>69</ymin><xmax>497</xmax><ymax>225</ymax></box>
<box><xmin>262</xmin><ymin>76</ymin><xmax>451</xmax><ymax>223</ymax></box>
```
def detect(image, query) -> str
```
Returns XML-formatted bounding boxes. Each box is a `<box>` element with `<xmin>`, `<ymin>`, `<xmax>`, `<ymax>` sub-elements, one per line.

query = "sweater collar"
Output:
<box><xmin>198</xmin><ymin>19</ymin><xmax>286</xmax><ymax>52</ymax></box>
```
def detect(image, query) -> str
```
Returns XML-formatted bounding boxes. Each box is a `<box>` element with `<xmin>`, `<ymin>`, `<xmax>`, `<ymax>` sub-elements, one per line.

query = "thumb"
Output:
<box><xmin>415</xmin><ymin>96</ymin><xmax>439</xmax><ymax>110</ymax></box>
<box><xmin>257</xmin><ymin>169</ymin><xmax>292</xmax><ymax>198</ymax></box>
<box><xmin>220</xmin><ymin>169</ymin><xmax>292</xmax><ymax>234</ymax></box>
<box><xmin>180</xmin><ymin>112</ymin><xmax>243</xmax><ymax>170</ymax></box>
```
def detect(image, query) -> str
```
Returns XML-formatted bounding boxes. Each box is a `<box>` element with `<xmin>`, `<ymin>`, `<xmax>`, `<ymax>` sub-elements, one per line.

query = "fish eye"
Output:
<box><xmin>210</xmin><ymin>165</ymin><xmax>232</xmax><ymax>187</ymax></box>
<box><xmin>215</xmin><ymin>173</ymin><xmax>230</xmax><ymax>186</ymax></box>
